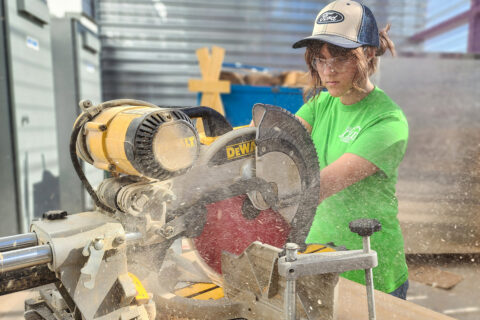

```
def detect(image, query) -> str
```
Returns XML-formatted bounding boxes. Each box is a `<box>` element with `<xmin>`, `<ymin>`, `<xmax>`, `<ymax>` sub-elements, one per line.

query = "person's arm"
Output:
<box><xmin>296</xmin><ymin>115</ymin><xmax>377</xmax><ymax>202</ymax></box>
<box><xmin>319</xmin><ymin>153</ymin><xmax>378</xmax><ymax>202</ymax></box>
<box><xmin>296</xmin><ymin>116</ymin><xmax>312</xmax><ymax>133</ymax></box>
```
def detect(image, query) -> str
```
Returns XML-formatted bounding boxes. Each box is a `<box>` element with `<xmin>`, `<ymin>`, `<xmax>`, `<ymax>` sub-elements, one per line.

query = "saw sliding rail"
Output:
<box><xmin>0</xmin><ymin>232</ymin><xmax>143</xmax><ymax>273</ymax></box>
<box><xmin>0</xmin><ymin>233</ymin><xmax>38</xmax><ymax>252</ymax></box>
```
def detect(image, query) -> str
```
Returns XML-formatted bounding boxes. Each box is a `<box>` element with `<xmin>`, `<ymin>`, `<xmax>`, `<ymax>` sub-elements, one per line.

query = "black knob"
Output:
<box><xmin>42</xmin><ymin>210</ymin><xmax>68</xmax><ymax>220</ymax></box>
<box><xmin>349</xmin><ymin>219</ymin><xmax>381</xmax><ymax>237</ymax></box>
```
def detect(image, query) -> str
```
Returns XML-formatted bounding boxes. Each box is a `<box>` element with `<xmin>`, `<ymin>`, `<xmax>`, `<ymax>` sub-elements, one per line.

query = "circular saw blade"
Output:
<box><xmin>187</xmin><ymin>105</ymin><xmax>319</xmax><ymax>281</ymax></box>
<box><xmin>192</xmin><ymin>195</ymin><xmax>291</xmax><ymax>275</ymax></box>
<box><xmin>253</xmin><ymin>150</ymin><xmax>302</xmax><ymax>223</ymax></box>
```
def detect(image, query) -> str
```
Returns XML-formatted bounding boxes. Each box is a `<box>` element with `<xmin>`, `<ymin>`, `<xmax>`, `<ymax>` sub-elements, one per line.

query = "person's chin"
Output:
<box><xmin>323</xmin><ymin>82</ymin><xmax>343</xmax><ymax>95</ymax></box>
<box><xmin>326</xmin><ymin>87</ymin><xmax>344</xmax><ymax>97</ymax></box>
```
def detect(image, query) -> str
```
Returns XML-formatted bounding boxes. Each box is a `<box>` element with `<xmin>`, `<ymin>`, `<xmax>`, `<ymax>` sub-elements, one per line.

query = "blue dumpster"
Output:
<box><xmin>218</xmin><ymin>84</ymin><xmax>304</xmax><ymax>127</ymax></box>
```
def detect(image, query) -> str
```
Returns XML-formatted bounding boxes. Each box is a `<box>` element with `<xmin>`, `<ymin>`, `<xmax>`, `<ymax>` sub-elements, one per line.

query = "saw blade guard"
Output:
<box><xmin>253</xmin><ymin>103</ymin><xmax>321</xmax><ymax>245</ymax></box>
<box><xmin>191</xmin><ymin>103</ymin><xmax>320</xmax><ymax>278</ymax></box>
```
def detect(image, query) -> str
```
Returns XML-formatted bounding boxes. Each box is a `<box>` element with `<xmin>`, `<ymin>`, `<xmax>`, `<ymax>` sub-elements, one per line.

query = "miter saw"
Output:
<box><xmin>0</xmin><ymin>99</ymin><xmax>379</xmax><ymax>320</ymax></box>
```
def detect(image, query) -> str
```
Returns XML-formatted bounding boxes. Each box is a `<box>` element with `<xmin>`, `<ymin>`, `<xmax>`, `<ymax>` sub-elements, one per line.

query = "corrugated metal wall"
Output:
<box><xmin>96</xmin><ymin>0</ymin><xmax>426</xmax><ymax>106</ymax></box>
<box><xmin>96</xmin><ymin>0</ymin><xmax>326</xmax><ymax>106</ymax></box>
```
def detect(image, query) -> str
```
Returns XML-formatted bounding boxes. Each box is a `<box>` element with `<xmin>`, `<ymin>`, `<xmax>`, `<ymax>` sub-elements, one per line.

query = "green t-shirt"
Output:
<box><xmin>296</xmin><ymin>87</ymin><xmax>409</xmax><ymax>293</ymax></box>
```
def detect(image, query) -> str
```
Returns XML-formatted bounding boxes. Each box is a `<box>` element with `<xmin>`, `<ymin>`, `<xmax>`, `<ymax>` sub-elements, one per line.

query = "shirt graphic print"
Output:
<box><xmin>338</xmin><ymin>126</ymin><xmax>361</xmax><ymax>143</ymax></box>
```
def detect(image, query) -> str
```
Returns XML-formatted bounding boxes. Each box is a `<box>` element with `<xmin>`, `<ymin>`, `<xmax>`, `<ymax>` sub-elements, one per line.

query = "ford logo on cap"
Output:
<box><xmin>316</xmin><ymin>10</ymin><xmax>345</xmax><ymax>24</ymax></box>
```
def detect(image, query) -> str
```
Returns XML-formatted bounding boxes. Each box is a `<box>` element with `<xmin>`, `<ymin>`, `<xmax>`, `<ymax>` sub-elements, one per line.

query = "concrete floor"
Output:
<box><xmin>1</xmin><ymin>256</ymin><xmax>479</xmax><ymax>320</ymax></box>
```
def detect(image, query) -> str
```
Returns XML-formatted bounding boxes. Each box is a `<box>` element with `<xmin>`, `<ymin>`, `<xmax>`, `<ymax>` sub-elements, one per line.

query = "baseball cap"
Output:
<box><xmin>293</xmin><ymin>0</ymin><xmax>379</xmax><ymax>49</ymax></box>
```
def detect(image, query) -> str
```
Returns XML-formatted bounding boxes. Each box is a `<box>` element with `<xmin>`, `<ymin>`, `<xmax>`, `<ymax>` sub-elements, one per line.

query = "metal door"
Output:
<box><xmin>1</xmin><ymin>0</ymin><xmax>59</xmax><ymax>234</ymax></box>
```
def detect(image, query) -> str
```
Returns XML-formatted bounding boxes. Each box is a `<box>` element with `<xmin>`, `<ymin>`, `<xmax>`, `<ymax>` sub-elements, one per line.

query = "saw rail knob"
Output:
<box><xmin>349</xmin><ymin>219</ymin><xmax>381</xmax><ymax>320</ymax></box>
<box><xmin>349</xmin><ymin>219</ymin><xmax>381</xmax><ymax>237</ymax></box>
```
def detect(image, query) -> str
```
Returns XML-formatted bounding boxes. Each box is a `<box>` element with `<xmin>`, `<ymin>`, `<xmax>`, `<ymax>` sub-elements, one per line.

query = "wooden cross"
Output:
<box><xmin>188</xmin><ymin>46</ymin><xmax>230</xmax><ymax>132</ymax></box>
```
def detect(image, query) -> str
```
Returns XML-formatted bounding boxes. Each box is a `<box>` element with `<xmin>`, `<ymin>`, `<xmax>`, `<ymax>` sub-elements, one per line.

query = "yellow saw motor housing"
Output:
<box><xmin>76</xmin><ymin>105</ymin><xmax>200</xmax><ymax>180</ymax></box>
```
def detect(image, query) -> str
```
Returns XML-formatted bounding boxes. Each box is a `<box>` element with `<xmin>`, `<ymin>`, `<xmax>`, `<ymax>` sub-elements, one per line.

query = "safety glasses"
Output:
<box><xmin>311</xmin><ymin>56</ymin><xmax>354</xmax><ymax>73</ymax></box>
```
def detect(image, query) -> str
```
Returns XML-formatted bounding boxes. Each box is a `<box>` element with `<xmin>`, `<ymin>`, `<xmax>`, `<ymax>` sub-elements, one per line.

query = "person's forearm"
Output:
<box><xmin>319</xmin><ymin>166</ymin><xmax>357</xmax><ymax>202</ymax></box>
<box><xmin>318</xmin><ymin>153</ymin><xmax>379</xmax><ymax>203</ymax></box>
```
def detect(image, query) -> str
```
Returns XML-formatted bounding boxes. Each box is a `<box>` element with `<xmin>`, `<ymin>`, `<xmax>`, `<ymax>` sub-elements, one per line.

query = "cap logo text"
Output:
<box><xmin>316</xmin><ymin>10</ymin><xmax>345</xmax><ymax>24</ymax></box>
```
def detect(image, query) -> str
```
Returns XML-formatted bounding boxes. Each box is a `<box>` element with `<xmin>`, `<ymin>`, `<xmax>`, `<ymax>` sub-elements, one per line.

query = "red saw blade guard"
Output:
<box><xmin>193</xmin><ymin>195</ymin><xmax>290</xmax><ymax>274</ymax></box>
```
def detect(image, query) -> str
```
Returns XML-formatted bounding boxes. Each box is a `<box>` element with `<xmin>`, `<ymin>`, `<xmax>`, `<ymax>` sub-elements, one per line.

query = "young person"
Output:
<box><xmin>293</xmin><ymin>0</ymin><xmax>409</xmax><ymax>299</ymax></box>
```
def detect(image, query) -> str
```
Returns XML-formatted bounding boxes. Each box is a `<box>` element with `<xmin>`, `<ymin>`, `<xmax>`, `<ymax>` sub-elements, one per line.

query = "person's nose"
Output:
<box><xmin>321</xmin><ymin>62</ymin><xmax>335</xmax><ymax>75</ymax></box>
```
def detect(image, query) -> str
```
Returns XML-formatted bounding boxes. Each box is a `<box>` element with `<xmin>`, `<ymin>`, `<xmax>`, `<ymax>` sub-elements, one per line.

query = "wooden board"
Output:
<box><xmin>408</xmin><ymin>265</ymin><xmax>463</xmax><ymax>289</ymax></box>
<box><xmin>337</xmin><ymin>278</ymin><xmax>455</xmax><ymax>320</ymax></box>
<box><xmin>0</xmin><ymin>281</ymin><xmax>455</xmax><ymax>320</ymax></box>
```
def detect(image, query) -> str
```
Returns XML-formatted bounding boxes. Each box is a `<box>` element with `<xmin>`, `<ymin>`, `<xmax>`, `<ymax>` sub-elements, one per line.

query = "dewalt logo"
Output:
<box><xmin>226</xmin><ymin>140</ymin><xmax>256</xmax><ymax>160</ymax></box>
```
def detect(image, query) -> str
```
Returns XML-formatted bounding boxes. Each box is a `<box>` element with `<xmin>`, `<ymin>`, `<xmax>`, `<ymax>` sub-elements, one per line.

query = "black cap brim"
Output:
<box><xmin>292</xmin><ymin>34</ymin><xmax>363</xmax><ymax>49</ymax></box>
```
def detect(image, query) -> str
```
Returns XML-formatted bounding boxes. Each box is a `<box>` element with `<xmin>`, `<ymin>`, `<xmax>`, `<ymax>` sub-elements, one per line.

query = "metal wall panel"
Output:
<box><xmin>96</xmin><ymin>0</ymin><xmax>426</xmax><ymax>107</ymax></box>
<box><xmin>74</xmin><ymin>22</ymin><xmax>105</xmax><ymax>210</ymax></box>
<box><xmin>82</xmin><ymin>0</ymin><xmax>96</xmax><ymax>19</ymax></box>
<box><xmin>0</xmin><ymin>0</ymin><xmax>20</xmax><ymax>236</ymax></box>
<box><xmin>1</xmin><ymin>0</ymin><xmax>59</xmax><ymax>234</ymax></box>
<box><xmin>51</xmin><ymin>16</ymin><xmax>104</xmax><ymax>214</ymax></box>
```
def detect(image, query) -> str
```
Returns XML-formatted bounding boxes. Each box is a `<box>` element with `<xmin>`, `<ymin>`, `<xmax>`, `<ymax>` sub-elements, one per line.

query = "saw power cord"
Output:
<box><xmin>69</xmin><ymin>99</ymin><xmax>160</xmax><ymax>214</ymax></box>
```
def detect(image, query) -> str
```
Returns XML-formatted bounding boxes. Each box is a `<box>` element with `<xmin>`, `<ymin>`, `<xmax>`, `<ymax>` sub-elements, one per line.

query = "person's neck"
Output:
<box><xmin>340</xmin><ymin>80</ymin><xmax>375</xmax><ymax>105</ymax></box>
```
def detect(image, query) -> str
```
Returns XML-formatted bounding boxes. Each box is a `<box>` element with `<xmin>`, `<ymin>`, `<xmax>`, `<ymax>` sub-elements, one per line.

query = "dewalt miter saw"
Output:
<box><xmin>0</xmin><ymin>99</ymin><xmax>379</xmax><ymax>320</ymax></box>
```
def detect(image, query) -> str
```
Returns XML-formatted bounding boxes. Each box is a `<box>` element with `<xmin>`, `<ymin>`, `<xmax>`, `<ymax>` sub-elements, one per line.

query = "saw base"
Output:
<box><xmin>154</xmin><ymin>242</ymin><xmax>339</xmax><ymax>320</ymax></box>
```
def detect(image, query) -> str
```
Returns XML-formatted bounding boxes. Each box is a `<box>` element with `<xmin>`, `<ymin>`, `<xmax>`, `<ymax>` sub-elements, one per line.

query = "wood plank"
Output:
<box><xmin>337</xmin><ymin>278</ymin><xmax>455</xmax><ymax>320</ymax></box>
<box><xmin>196</xmin><ymin>47</ymin><xmax>211</xmax><ymax>80</ymax></box>
<box><xmin>0</xmin><ymin>291</ymin><xmax>36</xmax><ymax>320</ymax></box>
<box><xmin>208</xmin><ymin>46</ymin><xmax>225</xmax><ymax>80</ymax></box>
<box><xmin>211</xmin><ymin>94</ymin><xmax>225</xmax><ymax>116</ymax></box>
<box><xmin>199</xmin><ymin>92</ymin><xmax>217</xmax><ymax>110</ymax></box>
<box><xmin>188</xmin><ymin>79</ymin><xmax>230</xmax><ymax>94</ymax></box>
<box><xmin>408</xmin><ymin>265</ymin><xmax>463</xmax><ymax>289</ymax></box>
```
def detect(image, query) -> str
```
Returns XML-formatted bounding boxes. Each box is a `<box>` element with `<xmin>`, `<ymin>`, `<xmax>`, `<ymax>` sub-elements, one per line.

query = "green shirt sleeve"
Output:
<box><xmin>295</xmin><ymin>99</ymin><xmax>315</xmax><ymax>127</ymax></box>
<box><xmin>347</xmin><ymin>113</ymin><xmax>409</xmax><ymax>177</ymax></box>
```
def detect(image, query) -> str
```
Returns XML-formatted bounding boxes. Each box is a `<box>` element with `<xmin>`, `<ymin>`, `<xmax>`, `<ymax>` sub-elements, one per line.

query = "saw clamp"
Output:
<box><xmin>279</xmin><ymin>219</ymin><xmax>382</xmax><ymax>320</ymax></box>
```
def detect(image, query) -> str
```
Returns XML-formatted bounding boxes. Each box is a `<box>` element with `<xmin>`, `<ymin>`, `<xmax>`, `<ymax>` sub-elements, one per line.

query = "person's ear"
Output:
<box><xmin>366</xmin><ymin>47</ymin><xmax>376</xmax><ymax>60</ymax></box>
